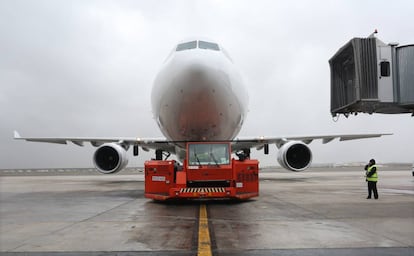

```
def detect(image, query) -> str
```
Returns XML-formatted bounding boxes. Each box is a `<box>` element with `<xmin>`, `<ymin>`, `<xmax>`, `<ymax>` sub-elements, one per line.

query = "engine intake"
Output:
<box><xmin>93</xmin><ymin>143</ymin><xmax>128</xmax><ymax>174</ymax></box>
<box><xmin>277</xmin><ymin>141</ymin><xmax>312</xmax><ymax>172</ymax></box>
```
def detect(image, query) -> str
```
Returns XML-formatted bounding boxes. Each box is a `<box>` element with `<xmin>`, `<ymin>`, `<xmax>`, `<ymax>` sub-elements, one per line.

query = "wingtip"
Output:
<box><xmin>13</xmin><ymin>130</ymin><xmax>21</xmax><ymax>139</ymax></box>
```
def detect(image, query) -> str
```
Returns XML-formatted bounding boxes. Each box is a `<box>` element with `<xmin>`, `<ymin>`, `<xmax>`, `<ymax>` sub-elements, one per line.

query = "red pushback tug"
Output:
<box><xmin>144</xmin><ymin>142</ymin><xmax>259</xmax><ymax>200</ymax></box>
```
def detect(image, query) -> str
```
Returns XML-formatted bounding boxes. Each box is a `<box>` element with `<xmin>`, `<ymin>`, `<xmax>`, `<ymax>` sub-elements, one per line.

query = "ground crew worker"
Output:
<box><xmin>364</xmin><ymin>159</ymin><xmax>379</xmax><ymax>199</ymax></box>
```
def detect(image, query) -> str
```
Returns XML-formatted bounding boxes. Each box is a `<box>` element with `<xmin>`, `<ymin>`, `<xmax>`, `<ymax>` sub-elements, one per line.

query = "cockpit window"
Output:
<box><xmin>176</xmin><ymin>40</ymin><xmax>221</xmax><ymax>52</ymax></box>
<box><xmin>176</xmin><ymin>41</ymin><xmax>197</xmax><ymax>51</ymax></box>
<box><xmin>199</xmin><ymin>41</ymin><xmax>220</xmax><ymax>51</ymax></box>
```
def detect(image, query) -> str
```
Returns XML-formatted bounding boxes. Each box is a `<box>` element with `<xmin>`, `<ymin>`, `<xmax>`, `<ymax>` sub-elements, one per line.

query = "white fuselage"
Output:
<box><xmin>151</xmin><ymin>40</ymin><xmax>248</xmax><ymax>143</ymax></box>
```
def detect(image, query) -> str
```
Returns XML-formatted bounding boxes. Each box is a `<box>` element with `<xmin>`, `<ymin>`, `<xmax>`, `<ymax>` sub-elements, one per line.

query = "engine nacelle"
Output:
<box><xmin>277</xmin><ymin>141</ymin><xmax>312</xmax><ymax>172</ymax></box>
<box><xmin>93</xmin><ymin>143</ymin><xmax>129</xmax><ymax>174</ymax></box>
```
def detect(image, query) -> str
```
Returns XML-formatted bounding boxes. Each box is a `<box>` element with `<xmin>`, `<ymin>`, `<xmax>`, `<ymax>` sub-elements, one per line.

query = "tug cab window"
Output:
<box><xmin>188</xmin><ymin>143</ymin><xmax>230</xmax><ymax>166</ymax></box>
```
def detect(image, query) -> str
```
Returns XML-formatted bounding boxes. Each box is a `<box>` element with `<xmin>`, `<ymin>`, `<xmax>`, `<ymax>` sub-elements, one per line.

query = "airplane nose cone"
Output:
<box><xmin>186</xmin><ymin>63</ymin><xmax>207</xmax><ymax>80</ymax></box>
<box><xmin>181</xmin><ymin>53</ymin><xmax>220</xmax><ymax>77</ymax></box>
<box><xmin>178</xmin><ymin>62</ymin><xmax>216</xmax><ymax>89</ymax></box>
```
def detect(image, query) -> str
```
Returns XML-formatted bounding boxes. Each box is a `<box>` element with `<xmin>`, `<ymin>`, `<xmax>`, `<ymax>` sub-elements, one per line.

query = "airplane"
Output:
<box><xmin>14</xmin><ymin>39</ymin><xmax>391</xmax><ymax>175</ymax></box>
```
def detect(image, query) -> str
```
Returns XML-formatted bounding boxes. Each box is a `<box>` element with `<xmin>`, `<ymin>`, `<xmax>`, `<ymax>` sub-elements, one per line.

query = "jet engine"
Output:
<box><xmin>277</xmin><ymin>141</ymin><xmax>312</xmax><ymax>172</ymax></box>
<box><xmin>93</xmin><ymin>143</ymin><xmax>129</xmax><ymax>174</ymax></box>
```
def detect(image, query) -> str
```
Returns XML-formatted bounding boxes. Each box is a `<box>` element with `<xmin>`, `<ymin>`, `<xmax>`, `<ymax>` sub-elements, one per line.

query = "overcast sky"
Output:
<box><xmin>1</xmin><ymin>0</ymin><xmax>413</xmax><ymax>169</ymax></box>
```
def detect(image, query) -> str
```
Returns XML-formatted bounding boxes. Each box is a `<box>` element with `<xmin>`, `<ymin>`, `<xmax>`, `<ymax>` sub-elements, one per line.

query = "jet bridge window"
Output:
<box><xmin>198</xmin><ymin>41</ymin><xmax>220</xmax><ymax>51</ymax></box>
<box><xmin>380</xmin><ymin>61</ymin><xmax>390</xmax><ymax>77</ymax></box>
<box><xmin>176</xmin><ymin>41</ymin><xmax>197</xmax><ymax>51</ymax></box>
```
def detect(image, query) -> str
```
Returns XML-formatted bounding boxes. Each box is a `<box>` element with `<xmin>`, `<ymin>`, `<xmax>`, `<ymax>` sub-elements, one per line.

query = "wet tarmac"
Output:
<box><xmin>0</xmin><ymin>166</ymin><xmax>413</xmax><ymax>255</ymax></box>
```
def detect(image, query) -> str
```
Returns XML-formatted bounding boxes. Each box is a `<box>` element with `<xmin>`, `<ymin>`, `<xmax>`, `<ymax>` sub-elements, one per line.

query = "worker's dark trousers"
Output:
<box><xmin>367</xmin><ymin>181</ymin><xmax>378</xmax><ymax>199</ymax></box>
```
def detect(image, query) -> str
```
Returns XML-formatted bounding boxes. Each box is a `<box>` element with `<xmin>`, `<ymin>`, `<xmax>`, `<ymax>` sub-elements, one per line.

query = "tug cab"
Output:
<box><xmin>144</xmin><ymin>142</ymin><xmax>259</xmax><ymax>200</ymax></box>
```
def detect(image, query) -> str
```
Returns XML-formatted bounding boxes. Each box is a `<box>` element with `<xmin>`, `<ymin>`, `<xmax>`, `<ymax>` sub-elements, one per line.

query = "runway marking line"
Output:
<box><xmin>197</xmin><ymin>204</ymin><xmax>212</xmax><ymax>256</ymax></box>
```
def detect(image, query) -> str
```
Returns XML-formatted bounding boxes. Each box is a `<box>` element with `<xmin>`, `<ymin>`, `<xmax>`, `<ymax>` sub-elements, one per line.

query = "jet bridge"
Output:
<box><xmin>330</xmin><ymin>33</ymin><xmax>414</xmax><ymax>117</ymax></box>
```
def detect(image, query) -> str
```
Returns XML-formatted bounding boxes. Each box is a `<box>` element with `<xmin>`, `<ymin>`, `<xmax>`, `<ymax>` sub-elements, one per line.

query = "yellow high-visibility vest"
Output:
<box><xmin>366</xmin><ymin>165</ymin><xmax>378</xmax><ymax>182</ymax></box>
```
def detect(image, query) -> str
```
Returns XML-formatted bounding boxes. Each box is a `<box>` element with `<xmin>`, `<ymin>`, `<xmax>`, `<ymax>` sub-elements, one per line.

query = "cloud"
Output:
<box><xmin>1</xmin><ymin>0</ymin><xmax>413</xmax><ymax>169</ymax></box>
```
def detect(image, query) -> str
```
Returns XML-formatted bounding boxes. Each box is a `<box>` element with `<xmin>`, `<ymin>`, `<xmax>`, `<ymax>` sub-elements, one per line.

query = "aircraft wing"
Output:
<box><xmin>231</xmin><ymin>133</ymin><xmax>392</xmax><ymax>152</ymax></box>
<box><xmin>13</xmin><ymin>131</ymin><xmax>176</xmax><ymax>154</ymax></box>
<box><xmin>14</xmin><ymin>130</ymin><xmax>391</xmax><ymax>155</ymax></box>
